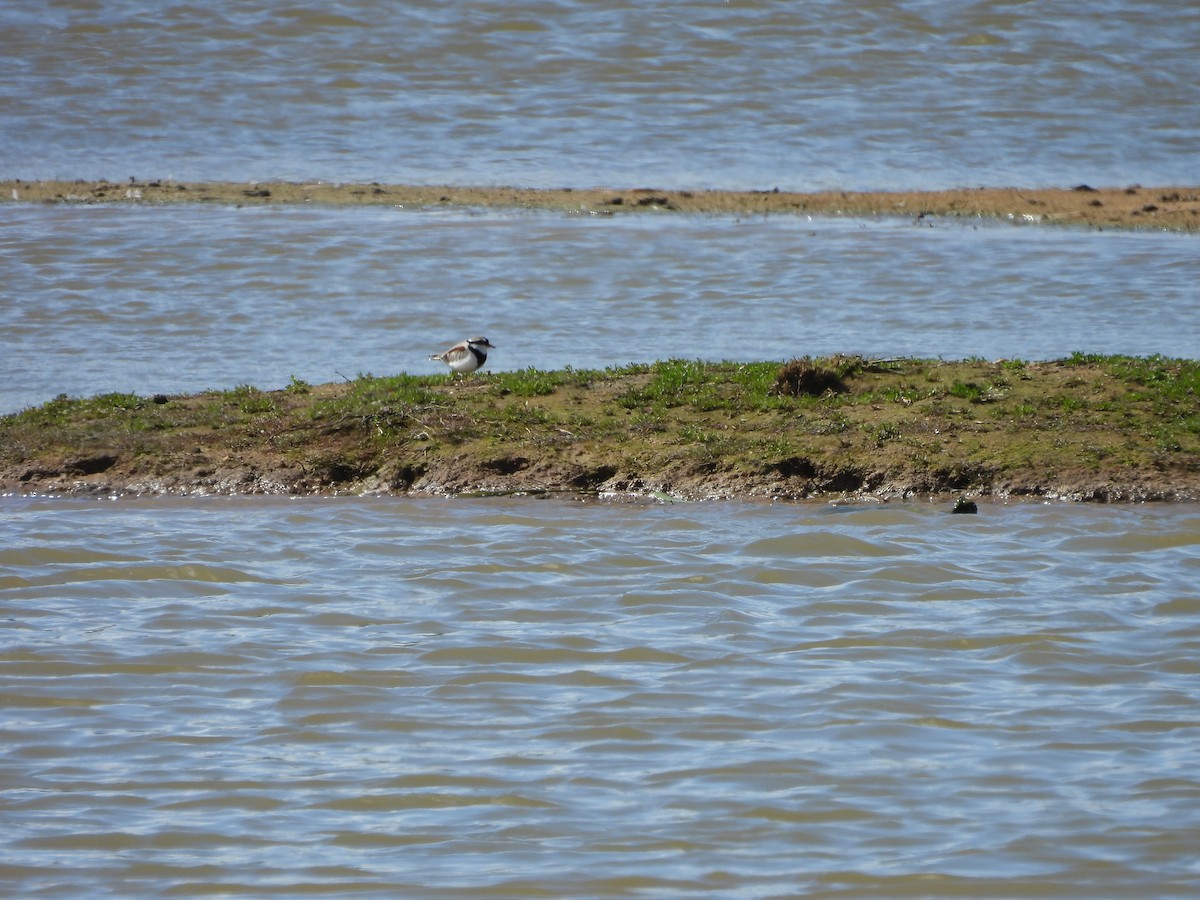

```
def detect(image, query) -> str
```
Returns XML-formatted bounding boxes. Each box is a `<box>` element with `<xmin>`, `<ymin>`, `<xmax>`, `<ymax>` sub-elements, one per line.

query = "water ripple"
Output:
<box><xmin>1</xmin><ymin>497</ymin><xmax>1199</xmax><ymax>895</ymax></box>
<box><xmin>4</xmin><ymin>206</ymin><xmax>1197</xmax><ymax>414</ymax></box>
<box><xmin>3</xmin><ymin>0</ymin><xmax>1197</xmax><ymax>190</ymax></box>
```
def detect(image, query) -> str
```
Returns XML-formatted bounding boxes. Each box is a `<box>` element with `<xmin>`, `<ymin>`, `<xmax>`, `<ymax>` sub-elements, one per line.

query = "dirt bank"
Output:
<box><xmin>3</xmin><ymin>356</ymin><xmax>1198</xmax><ymax>503</ymax></box>
<box><xmin>4</xmin><ymin>179</ymin><xmax>1200</xmax><ymax>231</ymax></box>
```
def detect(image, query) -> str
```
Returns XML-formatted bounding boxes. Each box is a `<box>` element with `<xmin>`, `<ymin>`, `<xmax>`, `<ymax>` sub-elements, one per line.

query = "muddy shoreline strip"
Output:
<box><xmin>3</xmin><ymin>357</ymin><xmax>1198</xmax><ymax>503</ymax></box>
<box><xmin>5</xmin><ymin>179</ymin><xmax>1200</xmax><ymax>230</ymax></box>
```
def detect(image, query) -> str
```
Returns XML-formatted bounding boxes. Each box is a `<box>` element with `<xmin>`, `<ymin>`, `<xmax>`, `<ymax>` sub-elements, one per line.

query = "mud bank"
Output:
<box><xmin>3</xmin><ymin>356</ymin><xmax>1197</xmax><ymax>503</ymax></box>
<box><xmin>4</xmin><ymin>179</ymin><xmax>1200</xmax><ymax>231</ymax></box>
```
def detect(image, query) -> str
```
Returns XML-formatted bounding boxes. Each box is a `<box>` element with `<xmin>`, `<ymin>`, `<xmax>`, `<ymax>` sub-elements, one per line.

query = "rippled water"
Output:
<box><xmin>2</xmin><ymin>496</ymin><xmax>1199</xmax><ymax>898</ymax></box>
<box><xmin>3</xmin><ymin>204</ymin><xmax>1198</xmax><ymax>413</ymax></box>
<box><xmin>4</xmin><ymin>3</ymin><xmax>1199</xmax><ymax>896</ymax></box>
<box><xmin>2</xmin><ymin>0</ymin><xmax>1198</xmax><ymax>189</ymax></box>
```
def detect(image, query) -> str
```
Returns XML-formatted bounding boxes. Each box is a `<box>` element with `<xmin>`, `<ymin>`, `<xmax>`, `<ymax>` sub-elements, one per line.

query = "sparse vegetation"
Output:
<box><xmin>2</xmin><ymin>355</ymin><xmax>1197</xmax><ymax>501</ymax></box>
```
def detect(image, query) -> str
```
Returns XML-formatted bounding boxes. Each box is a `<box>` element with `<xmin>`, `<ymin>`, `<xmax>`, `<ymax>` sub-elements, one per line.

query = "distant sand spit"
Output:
<box><xmin>4</xmin><ymin>180</ymin><xmax>1199</xmax><ymax>231</ymax></box>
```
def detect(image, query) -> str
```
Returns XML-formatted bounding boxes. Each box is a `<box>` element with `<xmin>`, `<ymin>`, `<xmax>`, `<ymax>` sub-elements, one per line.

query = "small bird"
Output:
<box><xmin>429</xmin><ymin>336</ymin><xmax>496</xmax><ymax>374</ymax></box>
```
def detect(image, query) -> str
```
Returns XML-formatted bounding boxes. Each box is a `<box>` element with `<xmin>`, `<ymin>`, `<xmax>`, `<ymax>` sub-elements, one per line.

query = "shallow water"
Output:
<box><xmin>2</xmin><ymin>495</ymin><xmax>1199</xmax><ymax>898</ymax></box>
<box><xmin>1</xmin><ymin>0</ymin><xmax>1197</xmax><ymax>190</ymax></box>
<box><xmin>3</xmin><ymin>205</ymin><xmax>1198</xmax><ymax>413</ymax></box>
<box><xmin>4</xmin><ymin>3</ymin><xmax>1199</xmax><ymax>896</ymax></box>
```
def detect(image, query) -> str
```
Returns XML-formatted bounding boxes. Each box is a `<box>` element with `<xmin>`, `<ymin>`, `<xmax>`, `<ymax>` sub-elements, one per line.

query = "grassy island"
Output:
<box><xmin>2</xmin><ymin>355</ymin><xmax>1197</xmax><ymax>502</ymax></box>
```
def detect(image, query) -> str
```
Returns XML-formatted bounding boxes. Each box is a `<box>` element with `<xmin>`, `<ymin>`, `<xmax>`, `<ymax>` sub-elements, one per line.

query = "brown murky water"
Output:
<box><xmin>3</xmin><ymin>495</ymin><xmax>1199</xmax><ymax>897</ymax></box>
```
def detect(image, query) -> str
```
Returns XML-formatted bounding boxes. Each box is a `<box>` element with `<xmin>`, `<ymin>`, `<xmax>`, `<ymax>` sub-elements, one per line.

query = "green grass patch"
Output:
<box><xmin>948</xmin><ymin>381</ymin><xmax>983</xmax><ymax>402</ymax></box>
<box><xmin>228</xmin><ymin>384</ymin><xmax>275</xmax><ymax>415</ymax></box>
<box><xmin>489</xmin><ymin>367</ymin><xmax>592</xmax><ymax>397</ymax></box>
<box><xmin>3</xmin><ymin>354</ymin><xmax>1198</xmax><ymax>499</ymax></box>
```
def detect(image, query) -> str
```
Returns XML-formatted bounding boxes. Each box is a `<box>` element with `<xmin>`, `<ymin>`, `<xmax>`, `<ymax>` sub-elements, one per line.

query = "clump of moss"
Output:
<box><xmin>773</xmin><ymin>357</ymin><xmax>847</xmax><ymax>397</ymax></box>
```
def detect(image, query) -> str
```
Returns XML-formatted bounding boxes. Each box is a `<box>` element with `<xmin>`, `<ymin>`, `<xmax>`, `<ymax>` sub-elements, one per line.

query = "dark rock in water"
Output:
<box><xmin>951</xmin><ymin>497</ymin><xmax>979</xmax><ymax>514</ymax></box>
